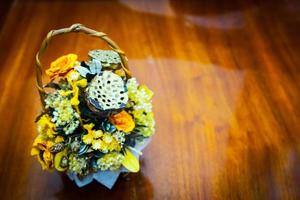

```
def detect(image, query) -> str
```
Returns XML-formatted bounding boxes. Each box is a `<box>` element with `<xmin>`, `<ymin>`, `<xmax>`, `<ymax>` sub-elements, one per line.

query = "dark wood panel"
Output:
<box><xmin>0</xmin><ymin>0</ymin><xmax>300</xmax><ymax>199</ymax></box>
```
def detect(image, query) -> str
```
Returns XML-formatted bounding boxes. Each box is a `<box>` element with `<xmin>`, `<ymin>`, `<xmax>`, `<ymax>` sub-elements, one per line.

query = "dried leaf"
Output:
<box><xmin>54</xmin><ymin>149</ymin><xmax>68</xmax><ymax>172</ymax></box>
<box><xmin>88</xmin><ymin>59</ymin><xmax>102</xmax><ymax>74</ymax></box>
<box><xmin>75</xmin><ymin>66</ymin><xmax>90</xmax><ymax>77</ymax></box>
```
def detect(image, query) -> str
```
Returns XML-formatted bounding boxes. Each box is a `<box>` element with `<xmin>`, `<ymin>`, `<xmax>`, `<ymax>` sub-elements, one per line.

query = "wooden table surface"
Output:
<box><xmin>0</xmin><ymin>0</ymin><xmax>300</xmax><ymax>199</ymax></box>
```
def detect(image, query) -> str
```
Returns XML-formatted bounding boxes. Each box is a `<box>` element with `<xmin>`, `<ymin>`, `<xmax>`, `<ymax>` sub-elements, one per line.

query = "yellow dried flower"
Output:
<box><xmin>92</xmin><ymin>139</ymin><xmax>103</xmax><ymax>150</ymax></box>
<box><xmin>92</xmin><ymin>130</ymin><xmax>103</xmax><ymax>139</ymax></box>
<box><xmin>97</xmin><ymin>152</ymin><xmax>124</xmax><ymax>171</ymax></box>
<box><xmin>82</xmin><ymin>123</ymin><xmax>121</xmax><ymax>152</ymax></box>
<box><xmin>36</xmin><ymin>114</ymin><xmax>56</xmax><ymax>138</ymax></box>
<box><xmin>103</xmin><ymin>134</ymin><xmax>113</xmax><ymax>143</ymax></box>
<box><xmin>82</xmin><ymin>133</ymin><xmax>93</xmax><ymax>144</ymax></box>
<box><xmin>31</xmin><ymin>136</ymin><xmax>54</xmax><ymax>170</ymax></box>
<box><xmin>60</xmin><ymin>71</ymin><xmax>87</xmax><ymax>107</ymax></box>
<box><xmin>54</xmin><ymin>136</ymin><xmax>64</xmax><ymax>143</ymax></box>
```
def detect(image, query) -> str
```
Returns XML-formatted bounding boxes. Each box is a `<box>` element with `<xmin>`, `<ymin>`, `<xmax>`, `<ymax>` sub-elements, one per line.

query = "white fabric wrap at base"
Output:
<box><xmin>67</xmin><ymin>138</ymin><xmax>151</xmax><ymax>189</ymax></box>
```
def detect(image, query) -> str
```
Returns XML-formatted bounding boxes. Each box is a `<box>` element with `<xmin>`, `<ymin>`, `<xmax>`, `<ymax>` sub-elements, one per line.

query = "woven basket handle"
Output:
<box><xmin>35</xmin><ymin>23</ymin><xmax>132</xmax><ymax>107</ymax></box>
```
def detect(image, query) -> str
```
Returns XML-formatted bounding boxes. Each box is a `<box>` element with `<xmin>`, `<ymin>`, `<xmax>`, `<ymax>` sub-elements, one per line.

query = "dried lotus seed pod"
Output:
<box><xmin>88</xmin><ymin>50</ymin><xmax>121</xmax><ymax>68</ymax></box>
<box><xmin>86</xmin><ymin>71</ymin><xmax>128</xmax><ymax>111</ymax></box>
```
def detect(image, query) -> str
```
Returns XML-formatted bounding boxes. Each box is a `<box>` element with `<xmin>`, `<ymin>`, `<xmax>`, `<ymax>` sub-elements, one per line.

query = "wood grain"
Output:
<box><xmin>0</xmin><ymin>0</ymin><xmax>300</xmax><ymax>199</ymax></box>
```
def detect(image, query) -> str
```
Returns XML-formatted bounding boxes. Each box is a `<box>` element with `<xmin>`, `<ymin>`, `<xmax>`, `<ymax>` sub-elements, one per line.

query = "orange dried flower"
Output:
<box><xmin>46</xmin><ymin>54</ymin><xmax>77</xmax><ymax>79</ymax></box>
<box><xmin>110</xmin><ymin>111</ymin><xmax>135</xmax><ymax>133</ymax></box>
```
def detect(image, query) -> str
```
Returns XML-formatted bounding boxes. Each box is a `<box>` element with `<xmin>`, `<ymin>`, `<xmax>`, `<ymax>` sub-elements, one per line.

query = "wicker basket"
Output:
<box><xmin>32</xmin><ymin>24</ymin><xmax>154</xmax><ymax>188</ymax></box>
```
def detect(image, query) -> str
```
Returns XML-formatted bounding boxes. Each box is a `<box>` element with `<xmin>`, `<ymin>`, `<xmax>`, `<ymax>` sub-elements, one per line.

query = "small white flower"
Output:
<box><xmin>69</xmin><ymin>71</ymin><xmax>80</xmax><ymax>81</ymax></box>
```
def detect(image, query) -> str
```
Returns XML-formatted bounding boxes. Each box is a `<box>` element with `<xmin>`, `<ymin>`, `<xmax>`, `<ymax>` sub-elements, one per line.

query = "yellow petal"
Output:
<box><xmin>70</xmin><ymin>86</ymin><xmax>79</xmax><ymax>105</ymax></box>
<box><xmin>122</xmin><ymin>148</ymin><xmax>140</xmax><ymax>172</ymax></box>
<box><xmin>54</xmin><ymin>136</ymin><xmax>64</xmax><ymax>143</ymax></box>
<box><xmin>37</xmin><ymin>143</ymin><xmax>47</xmax><ymax>151</ymax></box>
<box><xmin>54</xmin><ymin>150</ymin><xmax>68</xmax><ymax>172</ymax></box>
<box><xmin>32</xmin><ymin>135</ymin><xmax>44</xmax><ymax>146</ymax></box>
<box><xmin>31</xmin><ymin>148</ymin><xmax>39</xmax><ymax>156</ymax></box>
<box><xmin>37</xmin><ymin>154</ymin><xmax>48</xmax><ymax>170</ymax></box>
<box><xmin>82</xmin><ymin>133</ymin><xmax>93</xmax><ymax>144</ymax></box>
<box><xmin>76</xmin><ymin>79</ymin><xmax>87</xmax><ymax>87</ymax></box>
<box><xmin>59</xmin><ymin>90</ymin><xmax>73</xmax><ymax>96</ymax></box>
<box><xmin>103</xmin><ymin>134</ymin><xmax>113</xmax><ymax>144</ymax></box>
<box><xmin>92</xmin><ymin>130</ymin><xmax>103</xmax><ymax>139</ymax></box>
<box><xmin>114</xmin><ymin>69</ymin><xmax>125</xmax><ymax>77</ymax></box>
<box><xmin>83</xmin><ymin>123</ymin><xmax>95</xmax><ymax>132</ymax></box>
<box><xmin>92</xmin><ymin>139</ymin><xmax>102</xmax><ymax>150</ymax></box>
